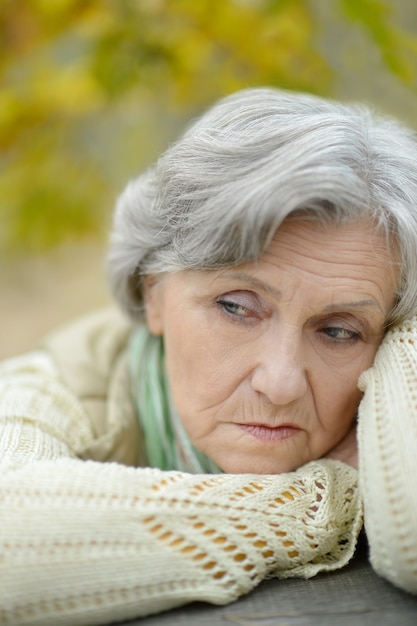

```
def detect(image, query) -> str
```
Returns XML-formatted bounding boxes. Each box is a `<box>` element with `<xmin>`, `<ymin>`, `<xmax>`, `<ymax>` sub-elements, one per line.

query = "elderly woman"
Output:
<box><xmin>1</xmin><ymin>87</ymin><xmax>417</xmax><ymax>626</ymax></box>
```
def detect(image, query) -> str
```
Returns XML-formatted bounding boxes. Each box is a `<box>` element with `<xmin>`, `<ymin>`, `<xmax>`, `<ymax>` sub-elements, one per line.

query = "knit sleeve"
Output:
<box><xmin>0</xmin><ymin>352</ymin><xmax>362</xmax><ymax>626</ymax></box>
<box><xmin>0</xmin><ymin>351</ymin><xmax>96</xmax><ymax>465</ymax></box>
<box><xmin>358</xmin><ymin>315</ymin><xmax>417</xmax><ymax>594</ymax></box>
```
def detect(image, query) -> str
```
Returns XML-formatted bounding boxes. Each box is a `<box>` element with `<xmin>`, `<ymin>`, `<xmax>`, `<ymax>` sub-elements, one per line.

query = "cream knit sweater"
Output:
<box><xmin>0</xmin><ymin>310</ymin><xmax>416</xmax><ymax>626</ymax></box>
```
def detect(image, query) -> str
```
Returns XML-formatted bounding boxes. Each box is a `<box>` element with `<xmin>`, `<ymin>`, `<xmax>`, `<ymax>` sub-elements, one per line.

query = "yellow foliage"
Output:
<box><xmin>0</xmin><ymin>0</ymin><xmax>416</xmax><ymax>254</ymax></box>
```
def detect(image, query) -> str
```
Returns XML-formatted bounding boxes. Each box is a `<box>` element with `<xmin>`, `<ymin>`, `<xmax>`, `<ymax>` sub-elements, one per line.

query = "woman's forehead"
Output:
<box><xmin>264</xmin><ymin>217</ymin><xmax>394</xmax><ymax>265</ymax></box>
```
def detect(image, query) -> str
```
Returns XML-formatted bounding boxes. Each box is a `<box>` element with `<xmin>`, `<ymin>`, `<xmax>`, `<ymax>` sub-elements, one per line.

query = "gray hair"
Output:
<box><xmin>108</xmin><ymin>87</ymin><xmax>417</xmax><ymax>325</ymax></box>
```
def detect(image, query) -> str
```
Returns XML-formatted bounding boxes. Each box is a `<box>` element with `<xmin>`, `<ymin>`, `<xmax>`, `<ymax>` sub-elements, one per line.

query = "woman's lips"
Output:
<box><xmin>237</xmin><ymin>423</ymin><xmax>300</xmax><ymax>443</ymax></box>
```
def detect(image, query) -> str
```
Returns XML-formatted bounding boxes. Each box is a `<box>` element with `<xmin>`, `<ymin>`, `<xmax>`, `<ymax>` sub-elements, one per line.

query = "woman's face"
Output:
<box><xmin>145</xmin><ymin>218</ymin><xmax>398</xmax><ymax>474</ymax></box>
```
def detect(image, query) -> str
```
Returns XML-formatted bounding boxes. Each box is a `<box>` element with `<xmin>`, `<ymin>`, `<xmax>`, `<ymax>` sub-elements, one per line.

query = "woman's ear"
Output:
<box><xmin>143</xmin><ymin>275</ymin><xmax>164</xmax><ymax>336</ymax></box>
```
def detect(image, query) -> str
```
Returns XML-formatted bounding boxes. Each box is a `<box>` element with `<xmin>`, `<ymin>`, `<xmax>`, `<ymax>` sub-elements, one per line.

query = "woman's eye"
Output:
<box><xmin>321</xmin><ymin>326</ymin><xmax>360</xmax><ymax>342</ymax></box>
<box><xmin>217</xmin><ymin>299</ymin><xmax>253</xmax><ymax>319</ymax></box>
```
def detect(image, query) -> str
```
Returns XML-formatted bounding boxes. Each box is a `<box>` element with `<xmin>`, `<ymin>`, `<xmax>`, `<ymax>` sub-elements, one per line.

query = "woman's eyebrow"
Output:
<box><xmin>323</xmin><ymin>300</ymin><xmax>383</xmax><ymax>313</ymax></box>
<box><xmin>219</xmin><ymin>271</ymin><xmax>283</xmax><ymax>299</ymax></box>
<box><xmin>219</xmin><ymin>272</ymin><xmax>383</xmax><ymax>313</ymax></box>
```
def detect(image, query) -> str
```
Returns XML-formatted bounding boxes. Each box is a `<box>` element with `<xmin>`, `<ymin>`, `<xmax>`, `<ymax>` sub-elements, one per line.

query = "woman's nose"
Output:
<box><xmin>250</xmin><ymin>330</ymin><xmax>307</xmax><ymax>406</ymax></box>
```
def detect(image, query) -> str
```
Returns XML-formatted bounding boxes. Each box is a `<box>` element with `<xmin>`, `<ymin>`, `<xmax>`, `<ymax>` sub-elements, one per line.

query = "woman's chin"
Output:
<box><xmin>206</xmin><ymin>426</ymin><xmax>309</xmax><ymax>474</ymax></box>
<box><xmin>213</xmin><ymin>453</ymin><xmax>308</xmax><ymax>475</ymax></box>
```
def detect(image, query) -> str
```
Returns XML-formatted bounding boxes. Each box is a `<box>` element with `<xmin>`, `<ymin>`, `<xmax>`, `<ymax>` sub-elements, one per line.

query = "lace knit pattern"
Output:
<box><xmin>0</xmin><ymin>458</ymin><xmax>360</xmax><ymax>626</ymax></box>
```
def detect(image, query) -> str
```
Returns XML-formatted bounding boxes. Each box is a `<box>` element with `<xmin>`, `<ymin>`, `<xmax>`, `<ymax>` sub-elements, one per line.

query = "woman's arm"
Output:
<box><xmin>357</xmin><ymin>315</ymin><xmax>417</xmax><ymax>594</ymax></box>
<box><xmin>0</xmin><ymin>351</ymin><xmax>362</xmax><ymax>626</ymax></box>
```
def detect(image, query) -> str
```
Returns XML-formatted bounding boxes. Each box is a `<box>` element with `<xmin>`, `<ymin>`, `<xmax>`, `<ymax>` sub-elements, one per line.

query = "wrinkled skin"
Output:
<box><xmin>145</xmin><ymin>219</ymin><xmax>398</xmax><ymax>474</ymax></box>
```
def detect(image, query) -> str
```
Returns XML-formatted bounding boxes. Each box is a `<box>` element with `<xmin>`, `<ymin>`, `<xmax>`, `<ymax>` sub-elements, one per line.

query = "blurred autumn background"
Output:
<box><xmin>1</xmin><ymin>0</ymin><xmax>417</xmax><ymax>358</ymax></box>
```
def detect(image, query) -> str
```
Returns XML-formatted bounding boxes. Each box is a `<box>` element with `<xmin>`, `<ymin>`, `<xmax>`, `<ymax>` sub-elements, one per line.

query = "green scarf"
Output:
<box><xmin>129</xmin><ymin>326</ymin><xmax>222</xmax><ymax>474</ymax></box>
